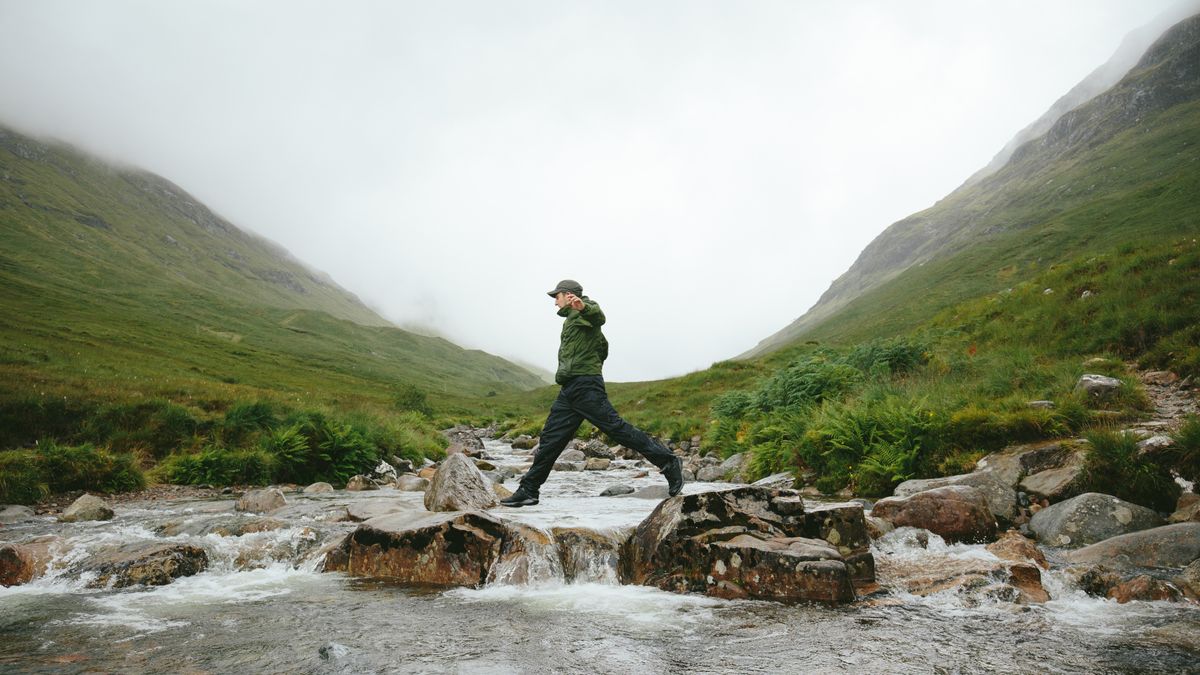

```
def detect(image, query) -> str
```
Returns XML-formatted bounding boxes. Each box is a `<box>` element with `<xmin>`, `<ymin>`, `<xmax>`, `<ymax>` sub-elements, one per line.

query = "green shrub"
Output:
<box><xmin>846</xmin><ymin>337</ymin><xmax>929</xmax><ymax>375</ymax></box>
<box><xmin>82</xmin><ymin>400</ymin><xmax>200</xmax><ymax>457</ymax></box>
<box><xmin>711</xmin><ymin>390</ymin><xmax>755</xmax><ymax>419</ymax></box>
<box><xmin>1166</xmin><ymin>414</ymin><xmax>1200</xmax><ymax>483</ymax></box>
<box><xmin>1080</xmin><ymin>430</ymin><xmax>1180</xmax><ymax>512</ymax></box>
<box><xmin>0</xmin><ymin>450</ymin><xmax>49</xmax><ymax>504</ymax></box>
<box><xmin>160</xmin><ymin>446</ymin><xmax>274</xmax><ymax>486</ymax></box>
<box><xmin>275</xmin><ymin>411</ymin><xmax>379</xmax><ymax>485</ymax></box>
<box><xmin>752</xmin><ymin>355</ymin><xmax>863</xmax><ymax>413</ymax></box>
<box><xmin>0</xmin><ymin>442</ymin><xmax>145</xmax><ymax>504</ymax></box>
<box><xmin>393</xmin><ymin>384</ymin><xmax>434</xmax><ymax>417</ymax></box>
<box><xmin>220</xmin><ymin>401</ymin><xmax>279</xmax><ymax>446</ymax></box>
<box><xmin>0</xmin><ymin>398</ymin><xmax>95</xmax><ymax>449</ymax></box>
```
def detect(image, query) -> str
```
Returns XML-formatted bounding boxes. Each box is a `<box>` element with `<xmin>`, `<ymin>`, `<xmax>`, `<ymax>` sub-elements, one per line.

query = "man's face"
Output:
<box><xmin>554</xmin><ymin>292</ymin><xmax>569</xmax><ymax>309</ymax></box>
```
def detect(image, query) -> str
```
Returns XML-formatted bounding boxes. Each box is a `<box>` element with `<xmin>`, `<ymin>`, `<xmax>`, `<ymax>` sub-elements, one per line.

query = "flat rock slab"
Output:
<box><xmin>84</xmin><ymin>542</ymin><xmax>208</xmax><ymax>588</ymax></box>
<box><xmin>1066</xmin><ymin>522</ymin><xmax>1200</xmax><ymax>571</ymax></box>
<box><xmin>894</xmin><ymin>470</ymin><xmax>1017</xmax><ymax>524</ymax></box>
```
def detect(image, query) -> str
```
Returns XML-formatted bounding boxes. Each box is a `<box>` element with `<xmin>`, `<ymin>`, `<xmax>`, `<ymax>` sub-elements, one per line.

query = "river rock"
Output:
<box><xmin>871</xmin><ymin>485</ymin><xmax>997</xmax><ymax>544</ymax></box>
<box><xmin>395</xmin><ymin>474</ymin><xmax>430</xmax><ymax>492</ymax></box>
<box><xmin>1168</xmin><ymin>494</ymin><xmax>1200</xmax><ymax>523</ymax></box>
<box><xmin>417</xmin><ymin>466</ymin><xmax>438</xmax><ymax>480</ymax></box>
<box><xmin>510</xmin><ymin>435</ymin><xmax>537</xmax><ymax>450</ymax></box>
<box><xmin>387</xmin><ymin>456</ymin><xmax>415</xmax><ymax>474</ymax></box>
<box><xmin>600</xmin><ymin>484</ymin><xmax>635</xmax><ymax>496</ymax></box>
<box><xmin>0</xmin><ymin>505</ymin><xmax>35</xmax><ymax>524</ymax></box>
<box><xmin>324</xmin><ymin>510</ymin><xmax>545</xmax><ymax>586</ymax></box>
<box><xmin>443</xmin><ymin>426</ymin><xmax>484</xmax><ymax>451</ymax></box>
<box><xmin>559</xmin><ymin>449</ymin><xmax>586</xmax><ymax>462</ymax></box>
<box><xmin>581</xmin><ymin>439</ymin><xmax>615</xmax><ymax>459</ymax></box>
<box><xmin>1074</xmin><ymin>374</ymin><xmax>1123</xmax><ymax>399</ymax></box>
<box><xmin>552</xmin><ymin>527</ymin><xmax>623</xmax><ymax>582</ymax></box>
<box><xmin>864</xmin><ymin>515</ymin><xmax>895</xmax><ymax>539</ymax></box>
<box><xmin>345</xmin><ymin>475</ymin><xmax>378</xmax><ymax>491</ymax></box>
<box><xmin>236</xmin><ymin>488</ymin><xmax>287</xmax><ymax>513</ymax></box>
<box><xmin>752</xmin><ymin>472</ymin><xmax>797</xmax><ymax>490</ymax></box>
<box><xmin>986</xmin><ymin>530</ymin><xmax>1048</xmax><ymax>569</ymax></box>
<box><xmin>85</xmin><ymin>542</ymin><xmax>208</xmax><ymax>588</ymax></box>
<box><xmin>975</xmin><ymin>441</ymin><xmax>1077</xmax><ymax>488</ymax></box>
<box><xmin>695</xmin><ymin>466</ymin><xmax>725</xmax><ymax>482</ymax></box>
<box><xmin>155</xmin><ymin>516</ymin><xmax>287</xmax><ymax>537</ymax></box>
<box><xmin>1178</xmin><ymin>560</ymin><xmax>1200</xmax><ymax>599</ymax></box>
<box><xmin>893</xmin><ymin>470</ymin><xmax>1017</xmax><ymax>524</ymax></box>
<box><xmin>0</xmin><ymin>537</ymin><xmax>60</xmax><ymax>586</ymax></box>
<box><xmin>873</xmin><ymin>531</ymin><xmax>1048</xmax><ymax>604</ymax></box>
<box><xmin>373</xmin><ymin>460</ymin><xmax>399</xmax><ymax>482</ymax></box>
<box><xmin>1065</xmin><ymin>564</ymin><xmax>1123</xmax><ymax>597</ymax></box>
<box><xmin>620</xmin><ymin>487</ymin><xmax>872</xmax><ymax>605</ymax></box>
<box><xmin>584</xmin><ymin>458</ymin><xmax>611</xmax><ymax>471</ymax></box>
<box><xmin>1107</xmin><ymin>575</ymin><xmax>1184</xmax><ymax>604</ymax></box>
<box><xmin>304</xmin><ymin>482</ymin><xmax>335</xmax><ymax>494</ymax></box>
<box><xmin>1065</xmin><ymin>522</ymin><xmax>1200</xmax><ymax>570</ymax></box>
<box><xmin>423</xmin><ymin>452</ymin><xmax>497</xmax><ymax>512</ymax></box>
<box><xmin>553</xmin><ymin>460</ymin><xmax>583</xmax><ymax>472</ymax></box>
<box><xmin>1030</xmin><ymin>493</ymin><xmax>1164</xmax><ymax>548</ymax></box>
<box><xmin>1019</xmin><ymin>450</ymin><xmax>1087</xmax><ymax>503</ymax></box>
<box><xmin>59</xmin><ymin>494</ymin><xmax>114</xmax><ymax>522</ymax></box>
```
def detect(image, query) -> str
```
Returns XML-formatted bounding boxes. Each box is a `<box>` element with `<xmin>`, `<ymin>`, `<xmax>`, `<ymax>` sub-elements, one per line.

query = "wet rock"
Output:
<box><xmin>85</xmin><ymin>542</ymin><xmax>208</xmax><ymax>588</ymax></box>
<box><xmin>1107</xmin><ymin>575</ymin><xmax>1183</xmax><ymax>603</ymax></box>
<box><xmin>581</xmin><ymin>439</ymin><xmax>615</xmax><ymax>459</ymax></box>
<box><xmin>345</xmin><ymin>501</ymin><xmax>416</xmax><ymax>523</ymax></box>
<box><xmin>387</xmin><ymin>457</ymin><xmax>415</xmax><ymax>474</ymax></box>
<box><xmin>324</xmin><ymin>510</ymin><xmax>541</xmax><ymax>587</ymax></box>
<box><xmin>423</xmin><ymin>452</ymin><xmax>498</xmax><ymax>512</ymax></box>
<box><xmin>1065</xmin><ymin>522</ymin><xmax>1200</xmax><ymax>570</ymax></box>
<box><xmin>417</xmin><ymin>466</ymin><xmax>438</xmax><ymax>480</ymax></box>
<box><xmin>0</xmin><ymin>505</ymin><xmax>35</xmax><ymax>524</ymax></box>
<box><xmin>894</xmin><ymin>470</ymin><xmax>1017</xmax><ymax>524</ymax></box>
<box><xmin>975</xmin><ymin>441</ymin><xmax>1077</xmax><ymax>488</ymax></box>
<box><xmin>394</xmin><ymin>475</ymin><xmax>430</xmax><ymax>492</ymax></box>
<box><xmin>510</xmin><ymin>435</ymin><xmax>537</xmax><ymax>450</ymax></box>
<box><xmin>155</xmin><ymin>516</ymin><xmax>287</xmax><ymax>537</ymax></box>
<box><xmin>600</xmin><ymin>484</ymin><xmax>635</xmax><ymax>496</ymax></box>
<box><xmin>1177</xmin><ymin>560</ymin><xmax>1200</xmax><ymax>599</ymax></box>
<box><xmin>620</xmin><ymin>487</ymin><xmax>871</xmax><ymax>605</ymax></box>
<box><xmin>0</xmin><ymin>537</ymin><xmax>60</xmax><ymax>587</ymax></box>
<box><xmin>871</xmin><ymin>485</ymin><xmax>997</xmax><ymax>544</ymax></box>
<box><xmin>877</xmin><ymin>526</ymin><xmax>931</xmax><ymax>550</ymax></box>
<box><xmin>236</xmin><ymin>488</ymin><xmax>287</xmax><ymax>513</ymax></box>
<box><xmin>1007</xmin><ymin>563</ymin><xmax>1051</xmax><ymax>603</ymax></box>
<box><xmin>623</xmin><ymin>485</ymin><xmax>671</xmax><ymax>500</ymax></box>
<box><xmin>986</xmin><ymin>530</ymin><xmax>1048</xmax><ymax>569</ymax></box>
<box><xmin>345</xmin><ymin>475</ymin><xmax>379</xmax><ymax>491</ymax></box>
<box><xmin>1019</xmin><ymin>451</ymin><xmax>1087</xmax><ymax>503</ymax></box>
<box><xmin>304</xmin><ymin>482</ymin><xmax>334</xmax><ymax>494</ymax></box>
<box><xmin>874</xmin><ymin>536</ymin><xmax>1047</xmax><ymax>604</ymax></box>
<box><xmin>442</xmin><ymin>426</ymin><xmax>484</xmax><ymax>451</ymax></box>
<box><xmin>1168</xmin><ymin>493</ymin><xmax>1200</xmax><ymax>524</ymax></box>
<box><xmin>373</xmin><ymin>460</ymin><xmax>399</xmax><ymax>483</ymax></box>
<box><xmin>1030</xmin><ymin>493</ymin><xmax>1164</xmax><ymax>548</ymax></box>
<box><xmin>552</xmin><ymin>527</ymin><xmax>622</xmax><ymax>582</ymax></box>
<box><xmin>559</xmin><ymin>449</ymin><xmax>586</xmax><ymax>462</ymax></box>
<box><xmin>59</xmin><ymin>494</ymin><xmax>114</xmax><ymax>522</ymax></box>
<box><xmin>553</xmin><ymin>460</ymin><xmax>583</xmax><ymax>472</ymax></box>
<box><xmin>752</xmin><ymin>472</ymin><xmax>796</xmax><ymax>490</ymax></box>
<box><xmin>584</xmin><ymin>458</ymin><xmax>611</xmax><ymax>471</ymax></box>
<box><xmin>695</xmin><ymin>466</ymin><xmax>725</xmax><ymax>482</ymax></box>
<box><xmin>1065</xmin><ymin>564</ymin><xmax>1122</xmax><ymax>597</ymax></box>
<box><xmin>864</xmin><ymin>515</ymin><xmax>895</xmax><ymax>539</ymax></box>
<box><xmin>1074</xmin><ymin>374</ymin><xmax>1122</xmax><ymax>399</ymax></box>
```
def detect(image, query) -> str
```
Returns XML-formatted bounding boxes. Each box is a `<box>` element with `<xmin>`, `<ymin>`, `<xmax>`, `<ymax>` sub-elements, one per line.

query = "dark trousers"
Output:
<box><xmin>519</xmin><ymin>375</ymin><xmax>676</xmax><ymax>494</ymax></box>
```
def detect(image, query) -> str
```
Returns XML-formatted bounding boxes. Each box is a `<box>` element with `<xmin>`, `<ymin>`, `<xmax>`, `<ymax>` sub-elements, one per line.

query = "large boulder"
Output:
<box><xmin>1065</xmin><ymin>523</ymin><xmax>1200</xmax><ymax>571</ymax></box>
<box><xmin>1107</xmin><ymin>575</ymin><xmax>1184</xmax><ymax>604</ymax></box>
<box><xmin>986</xmin><ymin>530</ymin><xmax>1048</xmax><ymax>569</ymax></box>
<box><xmin>236</xmin><ymin>488</ymin><xmax>287</xmax><ymax>513</ymax></box>
<box><xmin>423</xmin><ymin>453</ymin><xmax>498</xmax><ymax>512</ymax></box>
<box><xmin>974</xmin><ymin>441</ymin><xmax>1079</xmax><ymax>488</ymax></box>
<box><xmin>59</xmin><ymin>494</ymin><xmax>114</xmax><ymax>522</ymax></box>
<box><xmin>552</xmin><ymin>527</ymin><xmax>623</xmax><ymax>583</ymax></box>
<box><xmin>443</xmin><ymin>426</ymin><xmax>485</xmax><ymax>451</ymax></box>
<box><xmin>303</xmin><ymin>482</ymin><xmax>335</xmax><ymax>494</ymax></box>
<box><xmin>872</xmin><ymin>530</ymin><xmax>1048</xmax><ymax>604</ymax></box>
<box><xmin>1019</xmin><ymin>451</ymin><xmax>1087</xmax><ymax>503</ymax></box>
<box><xmin>84</xmin><ymin>542</ymin><xmax>208</xmax><ymax>588</ymax></box>
<box><xmin>871</xmin><ymin>485</ymin><xmax>997</xmax><ymax>544</ymax></box>
<box><xmin>323</xmin><ymin>510</ymin><xmax>552</xmax><ymax>586</ymax></box>
<box><xmin>619</xmin><ymin>487</ymin><xmax>872</xmax><ymax>605</ymax></box>
<box><xmin>893</xmin><ymin>471</ymin><xmax>1017</xmax><ymax>524</ymax></box>
<box><xmin>559</xmin><ymin>449</ymin><xmax>586</xmax><ymax>462</ymax></box>
<box><xmin>1030</xmin><ymin>493</ymin><xmax>1165</xmax><ymax>548</ymax></box>
<box><xmin>0</xmin><ymin>505</ymin><xmax>35</xmax><ymax>524</ymax></box>
<box><xmin>0</xmin><ymin>537</ymin><xmax>60</xmax><ymax>587</ymax></box>
<box><xmin>394</xmin><ymin>474</ymin><xmax>430</xmax><ymax>492</ymax></box>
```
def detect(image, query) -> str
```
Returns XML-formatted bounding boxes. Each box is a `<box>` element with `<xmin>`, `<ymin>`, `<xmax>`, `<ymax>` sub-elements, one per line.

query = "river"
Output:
<box><xmin>2</xmin><ymin>439</ymin><xmax>1198</xmax><ymax>673</ymax></box>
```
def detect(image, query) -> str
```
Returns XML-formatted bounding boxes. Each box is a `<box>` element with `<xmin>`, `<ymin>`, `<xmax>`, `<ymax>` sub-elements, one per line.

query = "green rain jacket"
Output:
<box><xmin>555</xmin><ymin>296</ymin><xmax>609</xmax><ymax>385</ymax></box>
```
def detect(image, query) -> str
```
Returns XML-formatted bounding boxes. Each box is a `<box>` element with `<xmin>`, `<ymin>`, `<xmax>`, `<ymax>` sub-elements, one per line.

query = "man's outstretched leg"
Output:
<box><xmin>502</xmin><ymin>386</ymin><xmax>584</xmax><ymax>507</ymax></box>
<box><xmin>568</xmin><ymin>376</ymin><xmax>685</xmax><ymax>496</ymax></box>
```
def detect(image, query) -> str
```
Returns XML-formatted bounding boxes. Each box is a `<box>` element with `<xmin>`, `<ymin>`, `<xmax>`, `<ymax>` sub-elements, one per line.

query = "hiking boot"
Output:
<box><xmin>662</xmin><ymin>455</ymin><xmax>684</xmax><ymax>497</ymax></box>
<box><xmin>500</xmin><ymin>487</ymin><xmax>539</xmax><ymax>507</ymax></box>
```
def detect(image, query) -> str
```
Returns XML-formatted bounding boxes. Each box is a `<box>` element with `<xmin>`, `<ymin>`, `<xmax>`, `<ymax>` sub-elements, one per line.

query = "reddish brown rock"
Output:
<box><xmin>1008</xmin><ymin>563</ymin><xmax>1051</xmax><ymax>603</ymax></box>
<box><xmin>85</xmin><ymin>542</ymin><xmax>208</xmax><ymax>588</ymax></box>
<box><xmin>0</xmin><ymin>537</ymin><xmax>60</xmax><ymax>587</ymax></box>
<box><xmin>987</xmin><ymin>530</ymin><xmax>1049</xmax><ymax>569</ymax></box>
<box><xmin>323</xmin><ymin>510</ymin><xmax>540</xmax><ymax>587</ymax></box>
<box><xmin>1107</xmin><ymin>575</ymin><xmax>1184</xmax><ymax>603</ymax></box>
<box><xmin>871</xmin><ymin>485</ymin><xmax>997</xmax><ymax>544</ymax></box>
<box><xmin>423</xmin><ymin>453</ymin><xmax>497</xmax><ymax>512</ymax></box>
<box><xmin>1065</xmin><ymin>564</ymin><xmax>1123</xmax><ymax>597</ymax></box>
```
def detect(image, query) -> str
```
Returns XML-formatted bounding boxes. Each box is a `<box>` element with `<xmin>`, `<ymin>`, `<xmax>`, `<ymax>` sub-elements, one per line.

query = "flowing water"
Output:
<box><xmin>2</xmin><ymin>439</ymin><xmax>1198</xmax><ymax>674</ymax></box>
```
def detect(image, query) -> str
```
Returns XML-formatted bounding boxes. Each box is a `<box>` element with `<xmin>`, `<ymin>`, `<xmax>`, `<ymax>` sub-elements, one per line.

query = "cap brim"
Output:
<box><xmin>547</xmin><ymin>289</ymin><xmax>561</xmax><ymax>297</ymax></box>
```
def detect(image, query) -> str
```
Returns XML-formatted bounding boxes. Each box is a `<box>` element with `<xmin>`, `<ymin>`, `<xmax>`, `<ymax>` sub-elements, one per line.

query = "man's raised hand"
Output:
<box><xmin>565</xmin><ymin>293</ymin><xmax>585</xmax><ymax>311</ymax></box>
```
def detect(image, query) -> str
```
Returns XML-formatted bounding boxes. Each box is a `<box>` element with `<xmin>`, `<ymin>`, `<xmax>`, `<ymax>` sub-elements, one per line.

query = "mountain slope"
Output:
<box><xmin>0</xmin><ymin>126</ymin><xmax>545</xmax><ymax>408</ymax></box>
<box><xmin>744</xmin><ymin>11</ymin><xmax>1200</xmax><ymax>357</ymax></box>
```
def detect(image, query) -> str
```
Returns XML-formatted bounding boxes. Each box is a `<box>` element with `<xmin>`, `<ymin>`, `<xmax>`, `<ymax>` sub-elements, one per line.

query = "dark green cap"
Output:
<box><xmin>546</xmin><ymin>279</ymin><xmax>583</xmax><ymax>297</ymax></box>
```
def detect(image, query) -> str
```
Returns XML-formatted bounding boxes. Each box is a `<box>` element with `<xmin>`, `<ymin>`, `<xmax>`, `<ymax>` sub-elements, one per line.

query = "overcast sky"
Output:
<box><xmin>0</xmin><ymin>1</ymin><xmax>1191</xmax><ymax>381</ymax></box>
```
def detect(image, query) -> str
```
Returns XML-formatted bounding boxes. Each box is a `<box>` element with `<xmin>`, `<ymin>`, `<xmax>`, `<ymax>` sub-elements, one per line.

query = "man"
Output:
<box><xmin>501</xmin><ymin>279</ymin><xmax>685</xmax><ymax>507</ymax></box>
